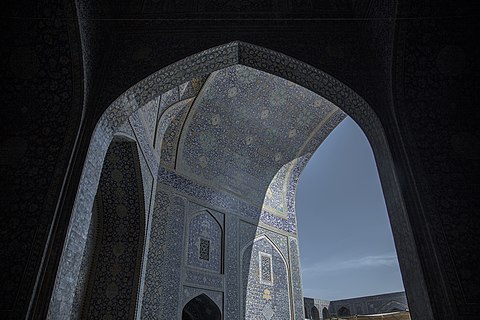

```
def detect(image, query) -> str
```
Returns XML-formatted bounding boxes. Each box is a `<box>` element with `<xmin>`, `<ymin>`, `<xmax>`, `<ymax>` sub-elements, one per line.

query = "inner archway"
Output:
<box><xmin>322</xmin><ymin>307</ymin><xmax>329</xmax><ymax>319</ymax></box>
<box><xmin>182</xmin><ymin>294</ymin><xmax>221</xmax><ymax>320</ymax></box>
<box><xmin>49</xmin><ymin>41</ymin><xmax>433</xmax><ymax>320</ymax></box>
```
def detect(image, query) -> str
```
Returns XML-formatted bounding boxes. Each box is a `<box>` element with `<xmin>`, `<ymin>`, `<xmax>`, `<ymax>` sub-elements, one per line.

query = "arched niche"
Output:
<box><xmin>338</xmin><ymin>306</ymin><xmax>351</xmax><ymax>317</ymax></box>
<box><xmin>312</xmin><ymin>306</ymin><xmax>320</xmax><ymax>320</ymax></box>
<box><xmin>241</xmin><ymin>235</ymin><xmax>290</xmax><ymax>320</ymax></box>
<box><xmin>322</xmin><ymin>307</ymin><xmax>330</xmax><ymax>319</ymax></box>
<box><xmin>185</xmin><ymin>210</ymin><xmax>223</xmax><ymax>273</ymax></box>
<box><xmin>80</xmin><ymin>136</ymin><xmax>145</xmax><ymax>319</ymax></box>
<box><xmin>182</xmin><ymin>294</ymin><xmax>221</xmax><ymax>320</ymax></box>
<box><xmin>49</xmin><ymin>41</ymin><xmax>432</xmax><ymax>320</ymax></box>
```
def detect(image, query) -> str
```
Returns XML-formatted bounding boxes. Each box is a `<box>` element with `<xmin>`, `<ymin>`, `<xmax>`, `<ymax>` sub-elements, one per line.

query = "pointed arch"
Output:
<box><xmin>189</xmin><ymin>208</ymin><xmax>223</xmax><ymax>228</ymax></box>
<box><xmin>50</xmin><ymin>41</ymin><xmax>432</xmax><ymax>320</ymax></box>
<box><xmin>185</xmin><ymin>209</ymin><xmax>223</xmax><ymax>273</ymax></box>
<box><xmin>155</xmin><ymin>98</ymin><xmax>194</xmax><ymax>169</ymax></box>
<box><xmin>182</xmin><ymin>294</ymin><xmax>221</xmax><ymax>320</ymax></box>
<box><xmin>240</xmin><ymin>234</ymin><xmax>288</xmax><ymax>268</ymax></box>
<box><xmin>322</xmin><ymin>307</ymin><xmax>330</xmax><ymax>319</ymax></box>
<box><xmin>311</xmin><ymin>306</ymin><xmax>320</xmax><ymax>320</ymax></box>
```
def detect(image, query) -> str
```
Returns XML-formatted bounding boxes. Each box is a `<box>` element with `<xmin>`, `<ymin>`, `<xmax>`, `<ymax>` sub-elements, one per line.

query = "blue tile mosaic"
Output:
<box><xmin>51</xmin><ymin>42</ymin><xmax>391</xmax><ymax>320</ymax></box>
<box><xmin>241</xmin><ymin>236</ymin><xmax>290</xmax><ymax>320</ymax></box>
<box><xmin>184</xmin><ymin>268</ymin><xmax>224</xmax><ymax>290</ymax></box>
<box><xmin>157</xmin><ymin>99</ymin><xmax>193</xmax><ymax>170</ymax></box>
<box><xmin>177</xmin><ymin>66</ymin><xmax>344</xmax><ymax>214</ymax></box>
<box><xmin>186</xmin><ymin>211</ymin><xmax>222</xmax><ymax>273</ymax></box>
<box><xmin>83</xmin><ymin>139</ymin><xmax>144</xmax><ymax>319</ymax></box>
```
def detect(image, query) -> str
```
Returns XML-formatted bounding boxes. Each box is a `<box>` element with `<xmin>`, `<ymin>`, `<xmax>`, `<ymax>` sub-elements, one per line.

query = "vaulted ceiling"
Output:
<box><xmin>172</xmin><ymin>65</ymin><xmax>344</xmax><ymax>205</ymax></box>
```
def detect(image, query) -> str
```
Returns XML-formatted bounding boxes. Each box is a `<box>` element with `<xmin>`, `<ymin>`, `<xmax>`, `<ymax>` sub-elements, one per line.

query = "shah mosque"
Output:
<box><xmin>2</xmin><ymin>1</ymin><xmax>479</xmax><ymax>320</ymax></box>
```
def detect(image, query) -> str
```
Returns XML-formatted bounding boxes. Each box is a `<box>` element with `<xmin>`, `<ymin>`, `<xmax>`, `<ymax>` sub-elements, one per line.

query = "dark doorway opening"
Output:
<box><xmin>182</xmin><ymin>294</ymin><xmax>221</xmax><ymax>320</ymax></box>
<box><xmin>322</xmin><ymin>307</ymin><xmax>330</xmax><ymax>319</ymax></box>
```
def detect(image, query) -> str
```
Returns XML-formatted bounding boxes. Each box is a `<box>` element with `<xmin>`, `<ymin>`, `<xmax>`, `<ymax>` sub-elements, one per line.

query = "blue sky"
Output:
<box><xmin>296</xmin><ymin>116</ymin><xmax>405</xmax><ymax>300</ymax></box>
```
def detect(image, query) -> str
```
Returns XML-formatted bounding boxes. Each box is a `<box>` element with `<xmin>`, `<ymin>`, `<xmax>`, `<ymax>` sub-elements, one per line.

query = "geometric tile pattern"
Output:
<box><xmin>158</xmin><ymin>99</ymin><xmax>192</xmax><ymax>170</ymax></box>
<box><xmin>50</xmin><ymin>62</ymin><xmax>346</xmax><ymax>319</ymax></box>
<box><xmin>199</xmin><ymin>238</ymin><xmax>211</xmax><ymax>261</ymax></box>
<box><xmin>186</xmin><ymin>211</ymin><xmax>222</xmax><ymax>272</ymax></box>
<box><xmin>225</xmin><ymin>214</ymin><xmax>240</xmax><ymax>319</ymax></box>
<box><xmin>177</xmin><ymin>65</ymin><xmax>344</xmax><ymax>212</ymax></box>
<box><xmin>140</xmin><ymin>190</ymin><xmax>186</xmax><ymax>319</ymax></box>
<box><xmin>184</xmin><ymin>267</ymin><xmax>224</xmax><ymax>290</ymax></box>
<box><xmin>70</xmin><ymin>202</ymin><xmax>98</xmax><ymax>320</ymax></box>
<box><xmin>260</xmin><ymin>252</ymin><xmax>273</xmax><ymax>284</ymax></box>
<box><xmin>241</xmin><ymin>236</ymin><xmax>290</xmax><ymax>320</ymax></box>
<box><xmin>83</xmin><ymin>139</ymin><xmax>144</xmax><ymax>319</ymax></box>
<box><xmin>140</xmin><ymin>189</ymin><xmax>171</xmax><ymax>319</ymax></box>
<box><xmin>139</xmin><ymin>97</ymin><xmax>160</xmax><ymax>145</ymax></box>
<box><xmin>289</xmin><ymin>237</ymin><xmax>305</xmax><ymax>320</ymax></box>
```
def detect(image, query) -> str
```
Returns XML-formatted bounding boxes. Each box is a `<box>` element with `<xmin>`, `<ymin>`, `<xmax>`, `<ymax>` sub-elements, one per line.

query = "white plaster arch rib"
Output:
<box><xmin>188</xmin><ymin>209</ymin><xmax>223</xmax><ymax>229</ymax></box>
<box><xmin>155</xmin><ymin>98</ymin><xmax>195</xmax><ymax>169</ymax></box>
<box><xmin>48</xmin><ymin>41</ymin><xmax>432</xmax><ymax>320</ymax></box>
<box><xmin>240</xmin><ymin>234</ymin><xmax>289</xmax><ymax>269</ymax></box>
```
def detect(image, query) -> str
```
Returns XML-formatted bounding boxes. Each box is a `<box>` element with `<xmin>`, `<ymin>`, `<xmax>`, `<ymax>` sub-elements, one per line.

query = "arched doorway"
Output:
<box><xmin>322</xmin><ymin>307</ymin><xmax>330</xmax><ymax>319</ymax></box>
<box><xmin>182</xmin><ymin>294</ymin><xmax>221</xmax><ymax>320</ymax></box>
<box><xmin>338</xmin><ymin>306</ymin><xmax>351</xmax><ymax>317</ymax></box>
<box><xmin>311</xmin><ymin>306</ymin><xmax>320</xmax><ymax>320</ymax></box>
<box><xmin>49</xmin><ymin>41</ymin><xmax>432</xmax><ymax>320</ymax></box>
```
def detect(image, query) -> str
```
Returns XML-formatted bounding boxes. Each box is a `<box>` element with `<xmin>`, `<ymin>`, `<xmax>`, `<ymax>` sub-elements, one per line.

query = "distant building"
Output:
<box><xmin>304</xmin><ymin>291</ymin><xmax>409</xmax><ymax>320</ymax></box>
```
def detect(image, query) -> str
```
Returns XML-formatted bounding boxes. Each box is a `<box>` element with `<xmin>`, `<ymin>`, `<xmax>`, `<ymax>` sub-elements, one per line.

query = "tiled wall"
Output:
<box><xmin>54</xmin><ymin>44</ymin><xmax>385</xmax><ymax>319</ymax></box>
